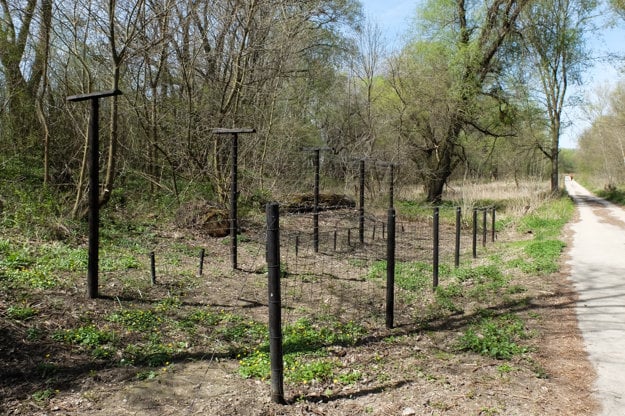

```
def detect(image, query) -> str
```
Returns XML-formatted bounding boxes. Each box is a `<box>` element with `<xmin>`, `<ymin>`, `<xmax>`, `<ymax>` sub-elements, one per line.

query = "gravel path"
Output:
<box><xmin>565</xmin><ymin>178</ymin><xmax>625</xmax><ymax>415</ymax></box>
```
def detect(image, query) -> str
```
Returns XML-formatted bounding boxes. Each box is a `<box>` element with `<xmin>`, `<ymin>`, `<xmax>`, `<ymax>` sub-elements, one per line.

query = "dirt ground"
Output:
<box><xmin>1</xmin><ymin>208</ymin><xmax>598</xmax><ymax>416</ymax></box>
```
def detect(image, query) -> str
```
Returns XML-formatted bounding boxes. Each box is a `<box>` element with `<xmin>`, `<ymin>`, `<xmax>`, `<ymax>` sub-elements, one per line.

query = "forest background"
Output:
<box><xmin>3</xmin><ymin>0</ymin><xmax>625</xmax><ymax>220</ymax></box>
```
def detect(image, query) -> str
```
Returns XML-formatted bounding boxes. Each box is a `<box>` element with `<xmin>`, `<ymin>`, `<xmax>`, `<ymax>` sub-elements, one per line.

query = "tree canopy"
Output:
<box><xmin>0</xmin><ymin>0</ymin><xmax>607</xmax><ymax>210</ymax></box>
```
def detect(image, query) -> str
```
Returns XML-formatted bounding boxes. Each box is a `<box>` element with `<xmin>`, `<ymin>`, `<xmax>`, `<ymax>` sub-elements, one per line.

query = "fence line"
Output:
<box><xmin>264</xmin><ymin>203</ymin><xmax>496</xmax><ymax>401</ymax></box>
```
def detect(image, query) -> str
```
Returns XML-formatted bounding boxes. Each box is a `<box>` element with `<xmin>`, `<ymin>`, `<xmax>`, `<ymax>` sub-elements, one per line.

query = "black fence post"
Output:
<box><xmin>389</xmin><ymin>164</ymin><xmax>395</xmax><ymax>209</ymax></box>
<box><xmin>313</xmin><ymin>149</ymin><xmax>320</xmax><ymax>253</ymax></box>
<box><xmin>472</xmin><ymin>208</ymin><xmax>478</xmax><ymax>259</ymax></box>
<box><xmin>482</xmin><ymin>208</ymin><xmax>487</xmax><ymax>247</ymax></box>
<box><xmin>491</xmin><ymin>207</ymin><xmax>496</xmax><ymax>242</ymax></box>
<box><xmin>359</xmin><ymin>159</ymin><xmax>365</xmax><ymax>244</ymax></box>
<box><xmin>266</xmin><ymin>203</ymin><xmax>285</xmax><ymax>405</ymax></box>
<box><xmin>232</xmin><ymin>133</ymin><xmax>239</xmax><ymax>268</ymax></box>
<box><xmin>433</xmin><ymin>207</ymin><xmax>439</xmax><ymax>289</ymax></box>
<box><xmin>455</xmin><ymin>207</ymin><xmax>461</xmax><ymax>268</ymax></box>
<box><xmin>386</xmin><ymin>208</ymin><xmax>396</xmax><ymax>329</ymax></box>
<box><xmin>295</xmin><ymin>234</ymin><xmax>300</xmax><ymax>258</ymax></box>
<box><xmin>198</xmin><ymin>248</ymin><xmax>205</xmax><ymax>276</ymax></box>
<box><xmin>67</xmin><ymin>89</ymin><xmax>122</xmax><ymax>299</ymax></box>
<box><xmin>212</xmin><ymin>128</ymin><xmax>256</xmax><ymax>271</ymax></box>
<box><xmin>150</xmin><ymin>251</ymin><xmax>156</xmax><ymax>285</ymax></box>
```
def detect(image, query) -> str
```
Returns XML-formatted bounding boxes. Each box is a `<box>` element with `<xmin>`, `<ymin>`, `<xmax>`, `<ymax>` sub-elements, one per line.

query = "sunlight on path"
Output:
<box><xmin>566</xmin><ymin>178</ymin><xmax>625</xmax><ymax>415</ymax></box>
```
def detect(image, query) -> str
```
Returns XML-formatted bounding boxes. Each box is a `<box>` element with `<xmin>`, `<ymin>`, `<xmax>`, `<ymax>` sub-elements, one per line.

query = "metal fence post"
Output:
<box><xmin>198</xmin><ymin>248</ymin><xmax>205</xmax><ymax>276</ymax></box>
<box><xmin>482</xmin><ymin>208</ymin><xmax>487</xmax><ymax>247</ymax></box>
<box><xmin>359</xmin><ymin>159</ymin><xmax>365</xmax><ymax>244</ymax></box>
<box><xmin>212</xmin><ymin>128</ymin><xmax>255</xmax><ymax>270</ymax></box>
<box><xmin>472</xmin><ymin>208</ymin><xmax>478</xmax><ymax>259</ymax></box>
<box><xmin>388</xmin><ymin>164</ymin><xmax>395</xmax><ymax>209</ymax></box>
<box><xmin>150</xmin><ymin>251</ymin><xmax>156</xmax><ymax>285</ymax></box>
<box><xmin>266</xmin><ymin>203</ymin><xmax>285</xmax><ymax>405</ymax></box>
<box><xmin>313</xmin><ymin>149</ymin><xmax>320</xmax><ymax>253</ymax></box>
<box><xmin>455</xmin><ymin>207</ymin><xmax>461</xmax><ymax>268</ymax></box>
<box><xmin>386</xmin><ymin>208</ymin><xmax>396</xmax><ymax>329</ymax></box>
<box><xmin>491</xmin><ymin>207</ymin><xmax>496</xmax><ymax>242</ymax></box>
<box><xmin>433</xmin><ymin>207</ymin><xmax>440</xmax><ymax>289</ymax></box>
<box><xmin>67</xmin><ymin>89</ymin><xmax>122</xmax><ymax>299</ymax></box>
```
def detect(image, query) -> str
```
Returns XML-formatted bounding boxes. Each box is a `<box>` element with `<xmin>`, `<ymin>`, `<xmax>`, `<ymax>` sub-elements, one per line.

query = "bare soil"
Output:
<box><xmin>0</xmin><ymin>207</ymin><xmax>597</xmax><ymax>415</ymax></box>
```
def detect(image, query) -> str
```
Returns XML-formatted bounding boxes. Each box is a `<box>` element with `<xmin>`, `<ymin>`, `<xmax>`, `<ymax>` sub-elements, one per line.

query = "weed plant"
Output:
<box><xmin>457</xmin><ymin>313</ymin><xmax>531</xmax><ymax>359</ymax></box>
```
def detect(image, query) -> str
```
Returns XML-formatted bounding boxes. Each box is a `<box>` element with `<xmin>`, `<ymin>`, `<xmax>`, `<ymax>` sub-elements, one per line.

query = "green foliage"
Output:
<box><xmin>217</xmin><ymin>315</ymin><xmax>266</xmax><ymax>344</ymax></box>
<box><xmin>519</xmin><ymin>197</ymin><xmax>573</xmax><ymax>239</ymax></box>
<box><xmin>282</xmin><ymin>318</ymin><xmax>364</xmax><ymax>353</ymax></box>
<box><xmin>135</xmin><ymin>370</ymin><xmax>159</xmax><ymax>380</ymax></box>
<box><xmin>108</xmin><ymin>309</ymin><xmax>161</xmax><ymax>332</ymax></box>
<box><xmin>122</xmin><ymin>337</ymin><xmax>180</xmax><ymax>367</ymax></box>
<box><xmin>31</xmin><ymin>388</ymin><xmax>56</xmax><ymax>403</ymax></box>
<box><xmin>239</xmin><ymin>318</ymin><xmax>364</xmax><ymax>384</ymax></box>
<box><xmin>0</xmin><ymin>241</ymin><xmax>88</xmax><ymax>289</ymax></box>
<box><xmin>597</xmin><ymin>187</ymin><xmax>625</xmax><ymax>205</ymax></box>
<box><xmin>367</xmin><ymin>260</ymin><xmax>431</xmax><ymax>292</ymax></box>
<box><xmin>435</xmin><ymin>283</ymin><xmax>463</xmax><ymax>313</ymax></box>
<box><xmin>7</xmin><ymin>304</ymin><xmax>38</xmax><ymax>320</ymax></box>
<box><xmin>39</xmin><ymin>244</ymin><xmax>87</xmax><ymax>272</ymax></box>
<box><xmin>457</xmin><ymin>313</ymin><xmax>531</xmax><ymax>359</ymax></box>
<box><xmin>336</xmin><ymin>370</ymin><xmax>362</xmax><ymax>385</ymax></box>
<box><xmin>52</xmin><ymin>325</ymin><xmax>116</xmax><ymax>350</ymax></box>
<box><xmin>521</xmin><ymin>239</ymin><xmax>566</xmax><ymax>274</ymax></box>
<box><xmin>497</xmin><ymin>363</ymin><xmax>515</xmax><ymax>374</ymax></box>
<box><xmin>287</xmin><ymin>358</ymin><xmax>336</xmax><ymax>383</ymax></box>
<box><xmin>453</xmin><ymin>264</ymin><xmax>503</xmax><ymax>283</ymax></box>
<box><xmin>395</xmin><ymin>200</ymin><xmax>431</xmax><ymax>220</ymax></box>
<box><xmin>100</xmin><ymin>252</ymin><xmax>142</xmax><ymax>272</ymax></box>
<box><xmin>155</xmin><ymin>296</ymin><xmax>182</xmax><ymax>313</ymax></box>
<box><xmin>179</xmin><ymin>309</ymin><xmax>221</xmax><ymax>328</ymax></box>
<box><xmin>508</xmin><ymin>196</ymin><xmax>571</xmax><ymax>275</ymax></box>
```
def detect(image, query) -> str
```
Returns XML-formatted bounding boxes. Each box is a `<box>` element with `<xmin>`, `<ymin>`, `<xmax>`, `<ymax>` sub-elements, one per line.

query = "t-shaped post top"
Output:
<box><xmin>67</xmin><ymin>89</ymin><xmax>122</xmax><ymax>102</ymax></box>
<box><xmin>211</xmin><ymin>128</ymin><xmax>255</xmax><ymax>134</ymax></box>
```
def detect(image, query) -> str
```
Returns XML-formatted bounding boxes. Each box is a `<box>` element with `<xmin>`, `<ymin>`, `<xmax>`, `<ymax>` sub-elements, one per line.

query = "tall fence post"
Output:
<box><xmin>482</xmin><ymin>208</ymin><xmax>487</xmax><ymax>247</ymax></box>
<box><xmin>388</xmin><ymin>164</ymin><xmax>395</xmax><ymax>209</ymax></box>
<box><xmin>491</xmin><ymin>207</ymin><xmax>496</xmax><ymax>242</ymax></box>
<box><xmin>212</xmin><ymin>128</ymin><xmax>256</xmax><ymax>270</ymax></box>
<box><xmin>472</xmin><ymin>208</ymin><xmax>478</xmax><ymax>259</ymax></box>
<box><xmin>359</xmin><ymin>159</ymin><xmax>365</xmax><ymax>244</ymax></box>
<box><xmin>266</xmin><ymin>202</ymin><xmax>285</xmax><ymax>405</ymax></box>
<box><xmin>386</xmin><ymin>208</ymin><xmax>396</xmax><ymax>329</ymax></box>
<box><xmin>455</xmin><ymin>207</ymin><xmax>461</xmax><ymax>268</ymax></box>
<box><xmin>433</xmin><ymin>207</ymin><xmax>440</xmax><ymax>289</ymax></box>
<box><xmin>67</xmin><ymin>89</ymin><xmax>122</xmax><ymax>299</ymax></box>
<box><xmin>232</xmin><ymin>132</ymin><xmax>239</xmax><ymax>267</ymax></box>
<box><xmin>313</xmin><ymin>149</ymin><xmax>320</xmax><ymax>253</ymax></box>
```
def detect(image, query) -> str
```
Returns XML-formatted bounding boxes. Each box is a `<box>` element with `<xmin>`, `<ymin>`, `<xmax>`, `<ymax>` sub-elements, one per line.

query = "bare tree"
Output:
<box><xmin>521</xmin><ymin>0</ymin><xmax>596</xmax><ymax>193</ymax></box>
<box><xmin>0</xmin><ymin>0</ymin><xmax>53</xmax><ymax>148</ymax></box>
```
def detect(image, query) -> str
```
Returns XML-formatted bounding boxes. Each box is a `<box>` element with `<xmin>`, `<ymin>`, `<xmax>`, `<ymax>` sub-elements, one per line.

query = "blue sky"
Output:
<box><xmin>359</xmin><ymin>0</ymin><xmax>625</xmax><ymax>149</ymax></box>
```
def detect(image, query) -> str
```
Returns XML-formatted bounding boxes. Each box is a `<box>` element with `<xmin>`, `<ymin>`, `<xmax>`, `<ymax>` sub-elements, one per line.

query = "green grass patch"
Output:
<box><xmin>52</xmin><ymin>324</ymin><xmax>116</xmax><ymax>359</ymax></box>
<box><xmin>434</xmin><ymin>283</ymin><xmax>464</xmax><ymax>313</ymax></box>
<box><xmin>122</xmin><ymin>336</ymin><xmax>182</xmax><ymax>366</ymax></box>
<box><xmin>367</xmin><ymin>260</ymin><xmax>431</xmax><ymax>292</ymax></box>
<box><xmin>7</xmin><ymin>304</ymin><xmax>38</xmax><ymax>320</ymax></box>
<box><xmin>239</xmin><ymin>318</ymin><xmax>364</xmax><ymax>384</ymax></box>
<box><xmin>597</xmin><ymin>186</ymin><xmax>625</xmax><ymax>205</ymax></box>
<box><xmin>518</xmin><ymin>196</ymin><xmax>573</xmax><ymax>239</ymax></box>
<box><xmin>457</xmin><ymin>313</ymin><xmax>531</xmax><ymax>359</ymax></box>
<box><xmin>108</xmin><ymin>309</ymin><xmax>162</xmax><ymax>332</ymax></box>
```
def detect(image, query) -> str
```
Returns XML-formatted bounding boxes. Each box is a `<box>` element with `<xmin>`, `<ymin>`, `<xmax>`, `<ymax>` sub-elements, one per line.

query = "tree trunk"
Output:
<box><xmin>425</xmin><ymin>152</ymin><xmax>454</xmax><ymax>203</ymax></box>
